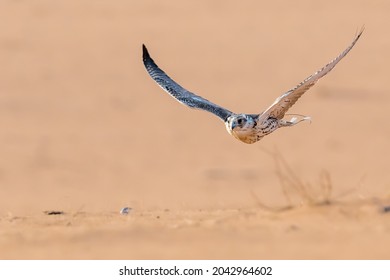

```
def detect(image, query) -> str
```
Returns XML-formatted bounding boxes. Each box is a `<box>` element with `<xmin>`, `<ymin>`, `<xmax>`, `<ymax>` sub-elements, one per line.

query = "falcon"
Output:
<box><xmin>143</xmin><ymin>29</ymin><xmax>363</xmax><ymax>144</ymax></box>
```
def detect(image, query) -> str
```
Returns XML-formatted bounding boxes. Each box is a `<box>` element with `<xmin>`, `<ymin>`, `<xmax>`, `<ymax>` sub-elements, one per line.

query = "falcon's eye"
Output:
<box><xmin>237</xmin><ymin>118</ymin><xmax>243</xmax><ymax>125</ymax></box>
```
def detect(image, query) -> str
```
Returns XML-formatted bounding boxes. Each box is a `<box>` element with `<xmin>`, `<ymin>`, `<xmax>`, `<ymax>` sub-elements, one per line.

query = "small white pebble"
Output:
<box><xmin>120</xmin><ymin>207</ymin><xmax>132</xmax><ymax>215</ymax></box>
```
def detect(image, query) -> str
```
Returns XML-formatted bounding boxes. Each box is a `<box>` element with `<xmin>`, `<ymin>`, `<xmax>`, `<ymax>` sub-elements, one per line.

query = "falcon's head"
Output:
<box><xmin>225</xmin><ymin>114</ymin><xmax>259</xmax><ymax>144</ymax></box>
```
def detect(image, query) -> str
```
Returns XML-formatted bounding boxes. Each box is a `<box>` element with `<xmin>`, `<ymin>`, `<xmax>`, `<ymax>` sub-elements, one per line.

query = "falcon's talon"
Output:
<box><xmin>303</xmin><ymin>116</ymin><xmax>312</xmax><ymax>124</ymax></box>
<box><xmin>143</xmin><ymin>28</ymin><xmax>363</xmax><ymax>144</ymax></box>
<box><xmin>285</xmin><ymin>115</ymin><xmax>312</xmax><ymax>125</ymax></box>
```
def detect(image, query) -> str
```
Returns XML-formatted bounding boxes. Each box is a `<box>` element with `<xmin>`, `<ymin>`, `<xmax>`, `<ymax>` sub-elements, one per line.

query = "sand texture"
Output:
<box><xmin>0</xmin><ymin>0</ymin><xmax>390</xmax><ymax>259</ymax></box>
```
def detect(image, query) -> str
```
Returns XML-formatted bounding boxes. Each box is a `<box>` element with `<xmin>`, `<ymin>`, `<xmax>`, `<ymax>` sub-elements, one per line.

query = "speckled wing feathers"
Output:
<box><xmin>259</xmin><ymin>28</ymin><xmax>364</xmax><ymax>121</ymax></box>
<box><xmin>142</xmin><ymin>45</ymin><xmax>233</xmax><ymax>121</ymax></box>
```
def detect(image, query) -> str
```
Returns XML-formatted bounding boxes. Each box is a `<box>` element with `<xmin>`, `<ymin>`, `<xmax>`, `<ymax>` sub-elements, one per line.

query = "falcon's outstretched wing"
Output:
<box><xmin>143</xmin><ymin>45</ymin><xmax>233</xmax><ymax>121</ymax></box>
<box><xmin>259</xmin><ymin>28</ymin><xmax>364</xmax><ymax>121</ymax></box>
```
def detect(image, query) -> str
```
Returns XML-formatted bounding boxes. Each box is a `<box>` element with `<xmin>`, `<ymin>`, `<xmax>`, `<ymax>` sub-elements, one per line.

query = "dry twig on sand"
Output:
<box><xmin>252</xmin><ymin>148</ymin><xmax>334</xmax><ymax>212</ymax></box>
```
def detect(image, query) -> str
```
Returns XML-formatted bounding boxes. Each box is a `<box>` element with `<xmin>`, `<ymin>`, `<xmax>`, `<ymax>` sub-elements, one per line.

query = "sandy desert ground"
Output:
<box><xmin>0</xmin><ymin>0</ymin><xmax>390</xmax><ymax>259</ymax></box>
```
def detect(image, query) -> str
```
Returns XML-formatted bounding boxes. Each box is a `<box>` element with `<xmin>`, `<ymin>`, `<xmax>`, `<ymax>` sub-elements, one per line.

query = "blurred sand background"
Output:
<box><xmin>0</xmin><ymin>0</ymin><xmax>390</xmax><ymax>259</ymax></box>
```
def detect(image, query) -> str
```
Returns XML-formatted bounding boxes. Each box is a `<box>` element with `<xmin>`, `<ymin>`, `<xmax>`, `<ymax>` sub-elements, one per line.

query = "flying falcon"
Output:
<box><xmin>143</xmin><ymin>29</ymin><xmax>363</xmax><ymax>144</ymax></box>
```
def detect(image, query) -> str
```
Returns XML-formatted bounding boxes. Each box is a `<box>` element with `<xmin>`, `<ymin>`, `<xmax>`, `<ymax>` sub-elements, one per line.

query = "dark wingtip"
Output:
<box><xmin>142</xmin><ymin>44</ymin><xmax>150</xmax><ymax>61</ymax></box>
<box><xmin>357</xmin><ymin>26</ymin><xmax>364</xmax><ymax>37</ymax></box>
